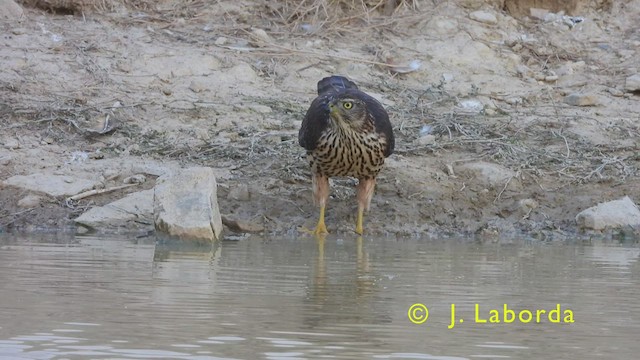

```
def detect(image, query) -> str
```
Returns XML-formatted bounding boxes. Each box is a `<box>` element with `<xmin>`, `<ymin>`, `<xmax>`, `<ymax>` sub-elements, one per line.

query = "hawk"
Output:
<box><xmin>299</xmin><ymin>75</ymin><xmax>395</xmax><ymax>235</ymax></box>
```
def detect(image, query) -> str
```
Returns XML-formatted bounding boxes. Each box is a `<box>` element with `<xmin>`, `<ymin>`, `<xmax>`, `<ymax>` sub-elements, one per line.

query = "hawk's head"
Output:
<box><xmin>328</xmin><ymin>94</ymin><xmax>368</xmax><ymax>129</ymax></box>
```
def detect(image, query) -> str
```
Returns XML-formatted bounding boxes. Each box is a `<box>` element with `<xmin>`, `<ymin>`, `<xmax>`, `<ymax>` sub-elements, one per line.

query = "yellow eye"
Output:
<box><xmin>342</xmin><ymin>101</ymin><xmax>353</xmax><ymax>110</ymax></box>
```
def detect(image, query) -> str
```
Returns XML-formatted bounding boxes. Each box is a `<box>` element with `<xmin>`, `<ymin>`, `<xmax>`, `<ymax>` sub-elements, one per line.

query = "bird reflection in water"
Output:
<box><xmin>304</xmin><ymin>235</ymin><xmax>391</xmax><ymax>329</ymax></box>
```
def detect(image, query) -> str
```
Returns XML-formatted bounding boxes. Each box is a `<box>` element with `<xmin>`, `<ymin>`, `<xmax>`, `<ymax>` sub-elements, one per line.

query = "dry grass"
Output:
<box><xmin>6</xmin><ymin>0</ymin><xmax>639</xmax><ymax>192</ymax></box>
<box><xmin>262</xmin><ymin>0</ymin><xmax>419</xmax><ymax>33</ymax></box>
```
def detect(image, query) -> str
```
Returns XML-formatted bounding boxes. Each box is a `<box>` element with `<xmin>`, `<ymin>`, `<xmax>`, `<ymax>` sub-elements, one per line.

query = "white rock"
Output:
<box><xmin>607</xmin><ymin>88</ymin><xmax>624</xmax><ymax>97</ymax></box>
<box><xmin>123</xmin><ymin>174</ymin><xmax>147</xmax><ymax>184</ymax></box>
<box><xmin>0</xmin><ymin>154</ymin><xmax>11</xmax><ymax>166</ymax></box>
<box><xmin>189</xmin><ymin>80</ymin><xmax>207</xmax><ymax>93</ymax></box>
<box><xmin>75</xmin><ymin>189</ymin><xmax>154</xmax><ymax>229</ymax></box>
<box><xmin>154</xmin><ymin>167</ymin><xmax>223</xmax><ymax>242</ymax></box>
<box><xmin>3</xmin><ymin>174</ymin><xmax>98</xmax><ymax>197</ymax></box>
<box><xmin>413</xmin><ymin>135</ymin><xmax>436</xmax><ymax>146</ymax></box>
<box><xmin>457</xmin><ymin>99</ymin><xmax>483</xmax><ymax>114</ymax></box>
<box><xmin>576</xmin><ymin>196</ymin><xmax>640</xmax><ymax>230</ymax></box>
<box><xmin>249</xmin><ymin>28</ymin><xmax>272</xmax><ymax>47</ymax></box>
<box><xmin>624</xmin><ymin>74</ymin><xmax>640</xmax><ymax>92</ymax></box>
<box><xmin>529</xmin><ymin>7</ymin><xmax>550</xmax><ymax>20</ymax></box>
<box><xmin>441</xmin><ymin>73</ymin><xmax>454</xmax><ymax>82</ymax></box>
<box><xmin>505</xmin><ymin>97</ymin><xmax>523</xmax><ymax>105</ymax></box>
<box><xmin>469</xmin><ymin>11</ymin><xmax>498</xmax><ymax>25</ymax></box>
<box><xmin>2</xmin><ymin>138</ymin><xmax>19</xmax><ymax>149</ymax></box>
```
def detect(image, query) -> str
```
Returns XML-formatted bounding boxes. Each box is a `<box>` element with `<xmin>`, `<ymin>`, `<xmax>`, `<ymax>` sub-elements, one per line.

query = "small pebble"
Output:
<box><xmin>607</xmin><ymin>88</ymin><xmax>624</xmax><ymax>97</ymax></box>
<box><xmin>469</xmin><ymin>11</ymin><xmax>498</xmax><ymax>25</ymax></box>
<box><xmin>624</xmin><ymin>74</ymin><xmax>640</xmax><ymax>92</ymax></box>
<box><xmin>506</xmin><ymin>97</ymin><xmax>523</xmax><ymax>105</ymax></box>
<box><xmin>189</xmin><ymin>80</ymin><xmax>207</xmax><ymax>93</ymax></box>
<box><xmin>2</xmin><ymin>138</ymin><xmax>19</xmax><ymax>149</ymax></box>
<box><xmin>18</xmin><ymin>195</ymin><xmax>42</xmax><ymax>208</ymax></box>
<box><xmin>123</xmin><ymin>174</ymin><xmax>147</xmax><ymax>184</ymax></box>
<box><xmin>214</xmin><ymin>37</ymin><xmax>227</xmax><ymax>45</ymax></box>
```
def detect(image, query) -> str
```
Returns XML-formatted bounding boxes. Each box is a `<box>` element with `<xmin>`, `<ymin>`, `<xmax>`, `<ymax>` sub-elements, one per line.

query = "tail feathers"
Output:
<box><xmin>317</xmin><ymin>76</ymin><xmax>358</xmax><ymax>95</ymax></box>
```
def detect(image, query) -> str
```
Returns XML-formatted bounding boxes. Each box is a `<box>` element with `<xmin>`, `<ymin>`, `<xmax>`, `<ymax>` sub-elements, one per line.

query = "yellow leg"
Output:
<box><xmin>355</xmin><ymin>206</ymin><xmax>364</xmax><ymax>235</ymax></box>
<box><xmin>314</xmin><ymin>205</ymin><xmax>329</xmax><ymax>235</ymax></box>
<box><xmin>355</xmin><ymin>178</ymin><xmax>376</xmax><ymax>235</ymax></box>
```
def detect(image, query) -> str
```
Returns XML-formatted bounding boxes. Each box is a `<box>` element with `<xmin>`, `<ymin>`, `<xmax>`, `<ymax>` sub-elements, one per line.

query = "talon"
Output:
<box><xmin>300</xmin><ymin>226</ymin><xmax>328</xmax><ymax>236</ymax></box>
<box><xmin>315</xmin><ymin>223</ymin><xmax>329</xmax><ymax>235</ymax></box>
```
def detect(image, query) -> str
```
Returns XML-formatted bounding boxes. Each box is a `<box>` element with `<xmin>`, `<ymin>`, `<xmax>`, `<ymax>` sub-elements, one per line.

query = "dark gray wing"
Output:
<box><xmin>298</xmin><ymin>94</ymin><xmax>331</xmax><ymax>151</ymax></box>
<box><xmin>299</xmin><ymin>75</ymin><xmax>359</xmax><ymax>151</ymax></box>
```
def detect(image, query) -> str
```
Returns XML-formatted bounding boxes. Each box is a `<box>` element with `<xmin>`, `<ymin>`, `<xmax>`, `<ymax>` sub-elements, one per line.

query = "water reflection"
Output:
<box><xmin>0</xmin><ymin>234</ymin><xmax>638</xmax><ymax>359</ymax></box>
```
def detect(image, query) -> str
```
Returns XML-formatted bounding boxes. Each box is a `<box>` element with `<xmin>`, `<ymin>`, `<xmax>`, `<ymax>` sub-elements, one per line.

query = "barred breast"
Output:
<box><xmin>308</xmin><ymin>127</ymin><xmax>388</xmax><ymax>180</ymax></box>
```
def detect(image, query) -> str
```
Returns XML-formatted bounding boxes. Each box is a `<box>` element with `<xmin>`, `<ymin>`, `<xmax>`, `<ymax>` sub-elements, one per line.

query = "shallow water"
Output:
<box><xmin>0</xmin><ymin>234</ymin><xmax>638</xmax><ymax>359</ymax></box>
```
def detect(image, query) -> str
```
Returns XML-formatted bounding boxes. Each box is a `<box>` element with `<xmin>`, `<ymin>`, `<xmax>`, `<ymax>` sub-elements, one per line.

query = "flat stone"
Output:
<box><xmin>17</xmin><ymin>194</ymin><xmax>43</xmax><ymax>208</ymax></box>
<box><xmin>576</xmin><ymin>196</ymin><xmax>640</xmax><ymax>230</ymax></box>
<box><xmin>226</xmin><ymin>63</ymin><xmax>258</xmax><ymax>83</ymax></box>
<box><xmin>75</xmin><ymin>189</ymin><xmax>154</xmax><ymax>229</ymax></box>
<box><xmin>248</xmin><ymin>104</ymin><xmax>272</xmax><ymax>114</ymax></box>
<box><xmin>564</xmin><ymin>93</ymin><xmax>600</xmax><ymax>106</ymax></box>
<box><xmin>221</xmin><ymin>215</ymin><xmax>264</xmax><ymax>233</ymax></box>
<box><xmin>0</xmin><ymin>0</ymin><xmax>24</xmax><ymax>20</ymax></box>
<box><xmin>227</xmin><ymin>183</ymin><xmax>250</xmax><ymax>201</ymax></box>
<box><xmin>3</xmin><ymin>174</ymin><xmax>98</xmax><ymax>197</ymax></box>
<box><xmin>425</xmin><ymin>16</ymin><xmax>459</xmax><ymax>35</ymax></box>
<box><xmin>624</xmin><ymin>74</ymin><xmax>640</xmax><ymax>92</ymax></box>
<box><xmin>154</xmin><ymin>167</ymin><xmax>223</xmax><ymax>242</ymax></box>
<box><xmin>469</xmin><ymin>10</ymin><xmax>498</xmax><ymax>25</ymax></box>
<box><xmin>458</xmin><ymin>162</ymin><xmax>517</xmax><ymax>187</ymax></box>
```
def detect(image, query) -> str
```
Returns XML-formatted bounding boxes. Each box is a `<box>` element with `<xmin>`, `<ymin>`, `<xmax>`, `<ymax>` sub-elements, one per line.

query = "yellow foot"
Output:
<box><xmin>315</xmin><ymin>223</ymin><xmax>328</xmax><ymax>235</ymax></box>
<box><xmin>300</xmin><ymin>205</ymin><xmax>329</xmax><ymax>236</ymax></box>
<box><xmin>315</xmin><ymin>205</ymin><xmax>329</xmax><ymax>235</ymax></box>
<box><xmin>300</xmin><ymin>224</ymin><xmax>329</xmax><ymax>236</ymax></box>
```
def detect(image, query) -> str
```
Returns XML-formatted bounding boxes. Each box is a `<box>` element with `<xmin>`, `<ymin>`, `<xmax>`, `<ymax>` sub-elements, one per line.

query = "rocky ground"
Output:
<box><xmin>1</xmin><ymin>0</ymin><xmax>639</xmax><ymax>240</ymax></box>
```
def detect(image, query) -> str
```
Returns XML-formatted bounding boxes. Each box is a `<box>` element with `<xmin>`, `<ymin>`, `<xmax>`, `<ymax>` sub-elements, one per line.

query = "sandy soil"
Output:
<box><xmin>1</xmin><ymin>0</ymin><xmax>639</xmax><ymax>239</ymax></box>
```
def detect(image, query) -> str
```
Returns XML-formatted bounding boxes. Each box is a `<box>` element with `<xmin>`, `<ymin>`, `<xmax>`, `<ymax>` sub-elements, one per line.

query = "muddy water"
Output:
<box><xmin>0</xmin><ymin>235</ymin><xmax>638</xmax><ymax>360</ymax></box>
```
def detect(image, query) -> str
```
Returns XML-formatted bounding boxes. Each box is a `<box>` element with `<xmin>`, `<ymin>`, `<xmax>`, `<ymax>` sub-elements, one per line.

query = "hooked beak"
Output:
<box><xmin>327</xmin><ymin>101</ymin><xmax>339</xmax><ymax>116</ymax></box>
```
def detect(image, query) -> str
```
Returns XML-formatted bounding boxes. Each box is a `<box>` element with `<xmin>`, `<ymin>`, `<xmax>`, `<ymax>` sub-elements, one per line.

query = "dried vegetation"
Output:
<box><xmin>2</xmin><ymin>0</ymin><xmax>639</xmax><ymax>234</ymax></box>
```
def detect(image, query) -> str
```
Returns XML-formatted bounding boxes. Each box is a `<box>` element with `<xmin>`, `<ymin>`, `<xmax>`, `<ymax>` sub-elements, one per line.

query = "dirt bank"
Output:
<box><xmin>1</xmin><ymin>0</ymin><xmax>639</xmax><ymax>239</ymax></box>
